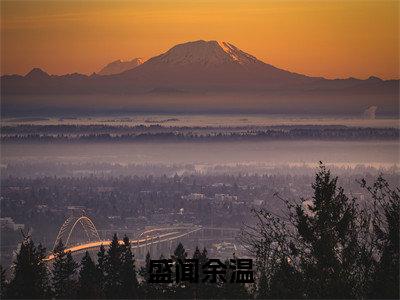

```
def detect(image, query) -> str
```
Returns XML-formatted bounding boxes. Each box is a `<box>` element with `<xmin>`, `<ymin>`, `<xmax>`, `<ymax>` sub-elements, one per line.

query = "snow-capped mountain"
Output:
<box><xmin>148</xmin><ymin>40</ymin><xmax>260</xmax><ymax>67</ymax></box>
<box><xmin>118</xmin><ymin>40</ymin><xmax>311</xmax><ymax>89</ymax></box>
<box><xmin>98</xmin><ymin>58</ymin><xmax>143</xmax><ymax>75</ymax></box>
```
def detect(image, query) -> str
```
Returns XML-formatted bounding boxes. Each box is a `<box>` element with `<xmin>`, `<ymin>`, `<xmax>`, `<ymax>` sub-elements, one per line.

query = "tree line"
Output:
<box><xmin>2</xmin><ymin>127</ymin><xmax>399</xmax><ymax>143</ymax></box>
<box><xmin>0</xmin><ymin>234</ymin><xmax>138</xmax><ymax>299</ymax></box>
<box><xmin>0</xmin><ymin>234</ymin><xmax>249</xmax><ymax>299</ymax></box>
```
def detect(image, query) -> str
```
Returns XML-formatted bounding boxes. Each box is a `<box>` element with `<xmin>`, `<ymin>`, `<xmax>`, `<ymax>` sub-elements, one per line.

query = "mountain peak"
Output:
<box><xmin>25</xmin><ymin>68</ymin><xmax>49</xmax><ymax>78</ymax></box>
<box><xmin>98</xmin><ymin>58</ymin><xmax>143</xmax><ymax>75</ymax></box>
<box><xmin>367</xmin><ymin>76</ymin><xmax>383</xmax><ymax>82</ymax></box>
<box><xmin>152</xmin><ymin>40</ymin><xmax>260</xmax><ymax>68</ymax></box>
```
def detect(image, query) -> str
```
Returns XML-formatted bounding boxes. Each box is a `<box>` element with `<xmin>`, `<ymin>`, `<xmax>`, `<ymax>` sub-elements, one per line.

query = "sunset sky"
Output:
<box><xmin>1</xmin><ymin>0</ymin><xmax>398</xmax><ymax>79</ymax></box>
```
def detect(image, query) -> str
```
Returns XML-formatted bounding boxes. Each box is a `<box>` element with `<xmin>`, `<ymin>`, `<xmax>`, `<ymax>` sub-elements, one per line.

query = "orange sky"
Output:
<box><xmin>1</xmin><ymin>0</ymin><xmax>399</xmax><ymax>79</ymax></box>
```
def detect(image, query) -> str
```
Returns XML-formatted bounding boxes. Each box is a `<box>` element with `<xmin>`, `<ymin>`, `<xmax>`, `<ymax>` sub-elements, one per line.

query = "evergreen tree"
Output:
<box><xmin>96</xmin><ymin>244</ymin><xmax>107</xmax><ymax>296</ymax></box>
<box><xmin>36</xmin><ymin>243</ymin><xmax>52</xmax><ymax>297</ymax></box>
<box><xmin>197</xmin><ymin>247</ymin><xmax>221</xmax><ymax>299</ymax></box>
<box><xmin>52</xmin><ymin>240</ymin><xmax>78</xmax><ymax>299</ymax></box>
<box><xmin>139</xmin><ymin>251</ymin><xmax>152</xmax><ymax>298</ymax></box>
<box><xmin>362</xmin><ymin>176</ymin><xmax>399</xmax><ymax>299</ymax></box>
<box><xmin>151</xmin><ymin>254</ymin><xmax>170</xmax><ymax>298</ymax></box>
<box><xmin>104</xmin><ymin>234</ymin><xmax>123</xmax><ymax>298</ymax></box>
<box><xmin>188</xmin><ymin>246</ymin><xmax>202</xmax><ymax>299</ymax></box>
<box><xmin>200</xmin><ymin>247</ymin><xmax>208</xmax><ymax>267</ymax></box>
<box><xmin>7</xmin><ymin>238</ymin><xmax>50</xmax><ymax>299</ymax></box>
<box><xmin>220</xmin><ymin>258</ymin><xmax>250</xmax><ymax>299</ymax></box>
<box><xmin>166</xmin><ymin>243</ymin><xmax>189</xmax><ymax>298</ymax></box>
<box><xmin>173</xmin><ymin>242</ymin><xmax>187</xmax><ymax>261</ymax></box>
<box><xmin>0</xmin><ymin>265</ymin><xmax>7</xmax><ymax>299</ymax></box>
<box><xmin>77</xmin><ymin>251</ymin><xmax>101</xmax><ymax>299</ymax></box>
<box><xmin>295</xmin><ymin>164</ymin><xmax>359</xmax><ymax>298</ymax></box>
<box><xmin>192</xmin><ymin>246</ymin><xmax>201</xmax><ymax>260</ymax></box>
<box><xmin>267</xmin><ymin>258</ymin><xmax>302</xmax><ymax>299</ymax></box>
<box><xmin>256</xmin><ymin>270</ymin><xmax>269</xmax><ymax>299</ymax></box>
<box><xmin>144</xmin><ymin>251</ymin><xmax>151</xmax><ymax>280</ymax></box>
<box><xmin>120</xmin><ymin>235</ymin><xmax>138</xmax><ymax>298</ymax></box>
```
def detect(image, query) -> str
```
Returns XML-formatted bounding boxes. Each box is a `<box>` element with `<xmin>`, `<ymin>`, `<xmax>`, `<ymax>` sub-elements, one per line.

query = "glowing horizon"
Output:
<box><xmin>1</xmin><ymin>0</ymin><xmax>399</xmax><ymax>80</ymax></box>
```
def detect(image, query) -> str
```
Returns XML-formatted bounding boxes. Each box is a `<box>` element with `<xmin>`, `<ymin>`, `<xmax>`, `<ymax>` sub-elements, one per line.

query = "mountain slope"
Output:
<box><xmin>115</xmin><ymin>40</ymin><xmax>313</xmax><ymax>90</ymax></box>
<box><xmin>25</xmin><ymin>68</ymin><xmax>50</xmax><ymax>79</ymax></box>
<box><xmin>98</xmin><ymin>58</ymin><xmax>143</xmax><ymax>75</ymax></box>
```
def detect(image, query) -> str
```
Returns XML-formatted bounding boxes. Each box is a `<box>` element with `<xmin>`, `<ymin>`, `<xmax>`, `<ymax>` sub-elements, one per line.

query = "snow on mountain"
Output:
<box><xmin>147</xmin><ymin>40</ymin><xmax>261</xmax><ymax>67</ymax></box>
<box><xmin>119</xmin><ymin>40</ymin><xmax>309</xmax><ymax>89</ymax></box>
<box><xmin>98</xmin><ymin>58</ymin><xmax>143</xmax><ymax>75</ymax></box>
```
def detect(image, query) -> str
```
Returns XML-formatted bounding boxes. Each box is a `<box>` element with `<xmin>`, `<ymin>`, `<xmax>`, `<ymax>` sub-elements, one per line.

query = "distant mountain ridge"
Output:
<box><xmin>2</xmin><ymin>40</ymin><xmax>397</xmax><ymax>92</ymax></box>
<box><xmin>1</xmin><ymin>40</ymin><xmax>398</xmax><ymax>115</ymax></box>
<box><xmin>98</xmin><ymin>58</ymin><xmax>144</xmax><ymax>75</ymax></box>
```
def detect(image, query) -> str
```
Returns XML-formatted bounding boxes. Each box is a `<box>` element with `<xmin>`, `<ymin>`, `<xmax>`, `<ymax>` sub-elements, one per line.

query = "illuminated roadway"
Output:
<box><xmin>44</xmin><ymin>227</ymin><xmax>202</xmax><ymax>261</ymax></box>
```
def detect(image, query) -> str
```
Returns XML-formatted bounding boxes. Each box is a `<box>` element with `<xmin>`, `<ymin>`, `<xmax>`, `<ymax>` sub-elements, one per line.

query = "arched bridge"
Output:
<box><xmin>53</xmin><ymin>215</ymin><xmax>101</xmax><ymax>251</ymax></box>
<box><xmin>45</xmin><ymin>215</ymin><xmax>240</xmax><ymax>261</ymax></box>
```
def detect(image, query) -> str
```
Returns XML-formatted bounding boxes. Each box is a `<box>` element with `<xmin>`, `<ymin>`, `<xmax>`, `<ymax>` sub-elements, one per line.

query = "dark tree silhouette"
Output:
<box><xmin>220</xmin><ymin>257</ymin><xmax>250</xmax><ymax>299</ymax></box>
<box><xmin>7</xmin><ymin>238</ymin><xmax>50</xmax><ymax>299</ymax></box>
<box><xmin>96</xmin><ymin>244</ymin><xmax>107</xmax><ymax>296</ymax></box>
<box><xmin>173</xmin><ymin>242</ymin><xmax>187</xmax><ymax>261</ymax></box>
<box><xmin>256</xmin><ymin>271</ymin><xmax>269</xmax><ymax>299</ymax></box>
<box><xmin>171</xmin><ymin>243</ymin><xmax>189</xmax><ymax>299</ymax></box>
<box><xmin>266</xmin><ymin>259</ymin><xmax>302</xmax><ymax>299</ymax></box>
<box><xmin>52</xmin><ymin>240</ymin><xmax>78</xmax><ymax>299</ymax></box>
<box><xmin>77</xmin><ymin>251</ymin><xmax>101</xmax><ymax>299</ymax></box>
<box><xmin>0</xmin><ymin>265</ymin><xmax>7</xmax><ymax>299</ymax></box>
<box><xmin>192</xmin><ymin>246</ymin><xmax>201</xmax><ymax>260</ymax></box>
<box><xmin>195</xmin><ymin>246</ymin><xmax>222</xmax><ymax>299</ymax></box>
<box><xmin>139</xmin><ymin>251</ymin><xmax>152</xmax><ymax>298</ymax></box>
<box><xmin>139</xmin><ymin>251</ymin><xmax>151</xmax><ymax>282</ymax></box>
<box><xmin>200</xmin><ymin>247</ymin><xmax>208</xmax><ymax>267</ymax></box>
<box><xmin>295</xmin><ymin>164</ymin><xmax>360</xmax><ymax>298</ymax></box>
<box><xmin>361</xmin><ymin>176</ymin><xmax>399</xmax><ymax>299</ymax></box>
<box><xmin>120</xmin><ymin>235</ymin><xmax>139</xmax><ymax>298</ymax></box>
<box><xmin>104</xmin><ymin>234</ymin><xmax>123</xmax><ymax>298</ymax></box>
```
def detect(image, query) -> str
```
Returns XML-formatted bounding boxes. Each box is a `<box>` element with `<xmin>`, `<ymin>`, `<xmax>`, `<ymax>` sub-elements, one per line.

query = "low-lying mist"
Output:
<box><xmin>1</xmin><ymin>140</ymin><xmax>398</xmax><ymax>176</ymax></box>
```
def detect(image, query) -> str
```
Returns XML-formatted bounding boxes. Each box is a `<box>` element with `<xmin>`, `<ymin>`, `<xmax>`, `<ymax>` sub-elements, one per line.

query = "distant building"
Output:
<box><xmin>212</xmin><ymin>242</ymin><xmax>237</xmax><ymax>256</ymax></box>
<box><xmin>96</xmin><ymin>187</ymin><xmax>115</xmax><ymax>192</ymax></box>
<box><xmin>36</xmin><ymin>204</ymin><xmax>48</xmax><ymax>210</ymax></box>
<box><xmin>214</xmin><ymin>194</ymin><xmax>238</xmax><ymax>202</ymax></box>
<box><xmin>211</xmin><ymin>183</ymin><xmax>232</xmax><ymax>187</ymax></box>
<box><xmin>67</xmin><ymin>206</ymin><xmax>87</xmax><ymax>215</ymax></box>
<box><xmin>0</xmin><ymin>217</ymin><xmax>25</xmax><ymax>231</ymax></box>
<box><xmin>125</xmin><ymin>216</ymin><xmax>148</xmax><ymax>227</ymax></box>
<box><xmin>182</xmin><ymin>193</ymin><xmax>205</xmax><ymax>200</ymax></box>
<box><xmin>140</xmin><ymin>190</ymin><xmax>151</xmax><ymax>195</ymax></box>
<box><xmin>253</xmin><ymin>199</ymin><xmax>264</xmax><ymax>206</ymax></box>
<box><xmin>67</xmin><ymin>205</ymin><xmax>86</xmax><ymax>211</ymax></box>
